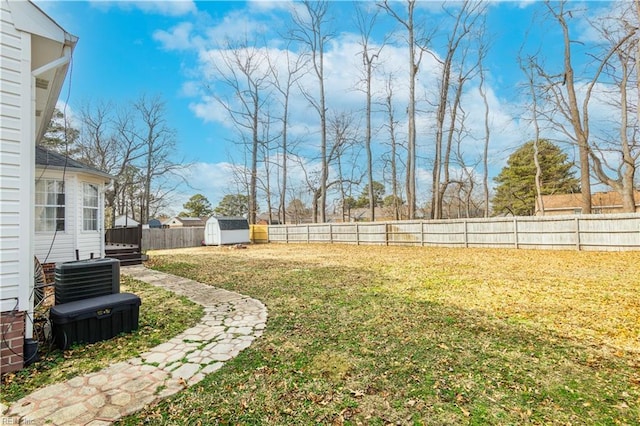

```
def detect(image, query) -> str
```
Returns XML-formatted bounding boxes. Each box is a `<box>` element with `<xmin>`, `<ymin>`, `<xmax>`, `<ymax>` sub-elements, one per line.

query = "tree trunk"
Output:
<box><xmin>555</xmin><ymin>3</ymin><xmax>592</xmax><ymax>213</ymax></box>
<box><xmin>406</xmin><ymin>0</ymin><xmax>416</xmax><ymax>219</ymax></box>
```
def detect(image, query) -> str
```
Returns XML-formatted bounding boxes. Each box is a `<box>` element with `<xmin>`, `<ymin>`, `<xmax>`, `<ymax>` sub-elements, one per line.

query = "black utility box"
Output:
<box><xmin>55</xmin><ymin>258</ymin><xmax>120</xmax><ymax>305</ymax></box>
<box><xmin>50</xmin><ymin>292</ymin><xmax>141</xmax><ymax>350</ymax></box>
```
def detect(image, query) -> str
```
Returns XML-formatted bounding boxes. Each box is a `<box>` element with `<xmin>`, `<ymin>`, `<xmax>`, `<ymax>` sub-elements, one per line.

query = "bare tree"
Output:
<box><xmin>541</xmin><ymin>1</ymin><xmax>592</xmax><ymax>213</ymax></box>
<box><xmin>210</xmin><ymin>40</ymin><xmax>271</xmax><ymax>224</ymax></box>
<box><xmin>477</xmin><ymin>28</ymin><xmax>492</xmax><ymax>217</ymax></box>
<box><xmin>380</xmin><ymin>73</ymin><xmax>405</xmax><ymax>220</ymax></box>
<box><xmin>429</xmin><ymin>0</ymin><xmax>485</xmax><ymax>219</ymax></box>
<box><xmin>356</xmin><ymin>4</ymin><xmax>385</xmax><ymax>221</ymax></box>
<box><xmin>256</xmin><ymin>110</ymin><xmax>280</xmax><ymax>224</ymax></box>
<box><xmin>328</xmin><ymin>111</ymin><xmax>363</xmax><ymax>221</ymax></box>
<box><xmin>295</xmin><ymin>110</ymin><xmax>362</xmax><ymax>223</ymax></box>
<box><xmin>76</xmin><ymin>101</ymin><xmax>145</xmax><ymax>226</ymax></box>
<box><xmin>134</xmin><ymin>94</ymin><xmax>186</xmax><ymax>224</ymax></box>
<box><xmin>586</xmin><ymin>3</ymin><xmax>639</xmax><ymax>212</ymax></box>
<box><xmin>379</xmin><ymin>0</ymin><xmax>427</xmax><ymax>219</ymax></box>
<box><xmin>520</xmin><ymin>57</ymin><xmax>546</xmax><ymax>215</ymax></box>
<box><xmin>266</xmin><ymin>41</ymin><xmax>307</xmax><ymax>224</ymax></box>
<box><xmin>532</xmin><ymin>1</ymin><xmax>637</xmax><ymax>213</ymax></box>
<box><xmin>290</xmin><ymin>0</ymin><xmax>332</xmax><ymax>222</ymax></box>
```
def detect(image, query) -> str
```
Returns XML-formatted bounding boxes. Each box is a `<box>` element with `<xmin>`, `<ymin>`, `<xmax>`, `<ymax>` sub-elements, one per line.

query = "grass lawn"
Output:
<box><xmin>0</xmin><ymin>276</ymin><xmax>203</xmax><ymax>403</ymax></box>
<box><xmin>119</xmin><ymin>244</ymin><xmax>640</xmax><ymax>425</ymax></box>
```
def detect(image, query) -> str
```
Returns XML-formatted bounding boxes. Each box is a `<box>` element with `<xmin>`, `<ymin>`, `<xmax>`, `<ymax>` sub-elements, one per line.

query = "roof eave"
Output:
<box><xmin>7</xmin><ymin>1</ymin><xmax>79</xmax><ymax>144</ymax></box>
<box><xmin>36</xmin><ymin>164</ymin><xmax>113</xmax><ymax>183</ymax></box>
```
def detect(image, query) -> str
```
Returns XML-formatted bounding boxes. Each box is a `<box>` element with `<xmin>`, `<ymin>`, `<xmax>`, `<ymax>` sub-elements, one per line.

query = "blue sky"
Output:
<box><xmin>35</xmin><ymin>1</ymin><xmax>614</xmax><ymax>215</ymax></box>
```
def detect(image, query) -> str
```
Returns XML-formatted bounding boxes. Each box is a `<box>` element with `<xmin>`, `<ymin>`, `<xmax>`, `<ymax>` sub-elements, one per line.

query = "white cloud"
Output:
<box><xmin>153</xmin><ymin>22</ymin><xmax>199</xmax><ymax>51</ymax></box>
<box><xmin>246</xmin><ymin>0</ymin><xmax>293</xmax><ymax>14</ymax></box>
<box><xmin>89</xmin><ymin>0</ymin><xmax>197</xmax><ymax>17</ymax></box>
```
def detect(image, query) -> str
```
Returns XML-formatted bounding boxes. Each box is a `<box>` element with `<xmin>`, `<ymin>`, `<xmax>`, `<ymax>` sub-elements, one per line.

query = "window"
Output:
<box><xmin>83</xmin><ymin>183</ymin><xmax>99</xmax><ymax>231</ymax></box>
<box><xmin>35</xmin><ymin>180</ymin><xmax>65</xmax><ymax>232</ymax></box>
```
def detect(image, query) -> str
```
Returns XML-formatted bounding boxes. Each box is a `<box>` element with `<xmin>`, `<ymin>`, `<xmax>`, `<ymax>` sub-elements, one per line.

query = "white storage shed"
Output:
<box><xmin>204</xmin><ymin>216</ymin><xmax>250</xmax><ymax>246</ymax></box>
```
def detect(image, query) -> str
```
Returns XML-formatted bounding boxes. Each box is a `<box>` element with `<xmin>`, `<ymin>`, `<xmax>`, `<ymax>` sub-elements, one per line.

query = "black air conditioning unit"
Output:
<box><xmin>54</xmin><ymin>258</ymin><xmax>120</xmax><ymax>305</ymax></box>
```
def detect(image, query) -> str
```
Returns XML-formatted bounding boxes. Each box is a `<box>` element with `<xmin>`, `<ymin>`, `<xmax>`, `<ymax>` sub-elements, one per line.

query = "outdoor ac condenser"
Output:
<box><xmin>54</xmin><ymin>258</ymin><xmax>120</xmax><ymax>305</ymax></box>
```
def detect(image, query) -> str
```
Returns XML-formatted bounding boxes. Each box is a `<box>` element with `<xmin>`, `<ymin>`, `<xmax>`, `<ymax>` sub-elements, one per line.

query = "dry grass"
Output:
<box><xmin>150</xmin><ymin>244</ymin><xmax>640</xmax><ymax>354</ymax></box>
<box><xmin>123</xmin><ymin>244</ymin><xmax>640</xmax><ymax>425</ymax></box>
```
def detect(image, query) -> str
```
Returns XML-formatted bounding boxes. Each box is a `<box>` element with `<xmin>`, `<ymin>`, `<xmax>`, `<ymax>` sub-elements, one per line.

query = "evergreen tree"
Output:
<box><xmin>213</xmin><ymin>194</ymin><xmax>249</xmax><ymax>217</ymax></box>
<box><xmin>40</xmin><ymin>108</ymin><xmax>79</xmax><ymax>155</ymax></box>
<box><xmin>493</xmin><ymin>140</ymin><xmax>579</xmax><ymax>216</ymax></box>
<box><xmin>356</xmin><ymin>181</ymin><xmax>385</xmax><ymax>208</ymax></box>
<box><xmin>181</xmin><ymin>194</ymin><xmax>213</xmax><ymax>217</ymax></box>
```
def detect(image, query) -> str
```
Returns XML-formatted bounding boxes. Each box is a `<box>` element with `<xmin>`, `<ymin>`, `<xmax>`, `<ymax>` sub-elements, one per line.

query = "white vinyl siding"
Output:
<box><xmin>35</xmin><ymin>179</ymin><xmax>65</xmax><ymax>232</ymax></box>
<box><xmin>82</xmin><ymin>183</ymin><xmax>98</xmax><ymax>231</ymax></box>
<box><xmin>34</xmin><ymin>172</ymin><xmax>106</xmax><ymax>263</ymax></box>
<box><xmin>0</xmin><ymin>3</ymin><xmax>32</xmax><ymax>313</ymax></box>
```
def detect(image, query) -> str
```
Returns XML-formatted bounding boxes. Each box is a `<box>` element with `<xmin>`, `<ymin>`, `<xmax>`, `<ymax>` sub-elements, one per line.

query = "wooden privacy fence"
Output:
<box><xmin>142</xmin><ymin>227</ymin><xmax>204</xmax><ymax>251</ymax></box>
<box><xmin>268</xmin><ymin>213</ymin><xmax>640</xmax><ymax>251</ymax></box>
<box><xmin>105</xmin><ymin>225</ymin><xmax>142</xmax><ymax>247</ymax></box>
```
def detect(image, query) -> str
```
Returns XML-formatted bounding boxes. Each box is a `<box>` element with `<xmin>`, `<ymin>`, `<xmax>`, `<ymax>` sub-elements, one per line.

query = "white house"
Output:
<box><xmin>0</xmin><ymin>0</ymin><xmax>77</xmax><ymax>374</ymax></box>
<box><xmin>163</xmin><ymin>216</ymin><xmax>207</xmax><ymax>228</ymax></box>
<box><xmin>114</xmin><ymin>215</ymin><xmax>140</xmax><ymax>228</ymax></box>
<box><xmin>35</xmin><ymin>146</ymin><xmax>112</xmax><ymax>265</ymax></box>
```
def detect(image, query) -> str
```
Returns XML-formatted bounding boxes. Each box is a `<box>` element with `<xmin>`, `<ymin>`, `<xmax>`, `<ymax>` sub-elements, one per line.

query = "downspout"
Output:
<box><xmin>25</xmin><ymin>46</ymin><xmax>72</xmax><ymax>340</ymax></box>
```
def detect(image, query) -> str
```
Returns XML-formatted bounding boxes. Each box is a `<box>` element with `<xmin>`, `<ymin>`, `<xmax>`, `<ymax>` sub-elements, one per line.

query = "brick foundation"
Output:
<box><xmin>41</xmin><ymin>262</ymin><xmax>56</xmax><ymax>307</ymax></box>
<box><xmin>0</xmin><ymin>311</ymin><xmax>25</xmax><ymax>375</ymax></box>
<box><xmin>42</xmin><ymin>262</ymin><xmax>56</xmax><ymax>285</ymax></box>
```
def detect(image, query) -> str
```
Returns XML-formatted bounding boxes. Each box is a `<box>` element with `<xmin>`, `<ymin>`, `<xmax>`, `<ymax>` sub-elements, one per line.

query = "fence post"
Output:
<box><xmin>329</xmin><ymin>223</ymin><xmax>333</xmax><ymax>243</ymax></box>
<box><xmin>385</xmin><ymin>222</ymin><xmax>390</xmax><ymax>246</ymax></box>
<box><xmin>464</xmin><ymin>220</ymin><xmax>468</xmax><ymax>248</ymax></box>
<box><xmin>136</xmin><ymin>224</ymin><xmax>142</xmax><ymax>248</ymax></box>
<box><xmin>420</xmin><ymin>221</ymin><xmax>425</xmax><ymax>246</ymax></box>
<box><xmin>575</xmin><ymin>217</ymin><xmax>581</xmax><ymax>251</ymax></box>
<box><xmin>306</xmin><ymin>225</ymin><xmax>310</xmax><ymax>243</ymax></box>
<box><xmin>514</xmin><ymin>218</ymin><xmax>519</xmax><ymax>249</ymax></box>
<box><xmin>356</xmin><ymin>223</ymin><xmax>360</xmax><ymax>245</ymax></box>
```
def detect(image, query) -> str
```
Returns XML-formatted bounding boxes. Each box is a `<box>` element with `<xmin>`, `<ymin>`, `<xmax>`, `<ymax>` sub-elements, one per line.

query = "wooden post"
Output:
<box><xmin>464</xmin><ymin>220</ymin><xmax>468</xmax><ymax>248</ymax></box>
<box><xmin>385</xmin><ymin>222</ymin><xmax>390</xmax><ymax>246</ymax></box>
<box><xmin>356</xmin><ymin>223</ymin><xmax>360</xmax><ymax>245</ymax></box>
<box><xmin>575</xmin><ymin>217</ymin><xmax>581</xmax><ymax>251</ymax></box>
<box><xmin>513</xmin><ymin>218</ymin><xmax>519</xmax><ymax>249</ymax></box>
<box><xmin>420</xmin><ymin>221</ymin><xmax>425</xmax><ymax>246</ymax></box>
<box><xmin>329</xmin><ymin>223</ymin><xmax>333</xmax><ymax>243</ymax></box>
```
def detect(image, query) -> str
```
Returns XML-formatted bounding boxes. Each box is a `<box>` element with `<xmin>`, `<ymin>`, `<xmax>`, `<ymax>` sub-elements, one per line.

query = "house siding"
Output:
<box><xmin>0</xmin><ymin>2</ymin><xmax>32</xmax><ymax>373</ymax></box>
<box><xmin>34</xmin><ymin>170</ymin><xmax>107</xmax><ymax>264</ymax></box>
<box><xmin>1</xmin><ymin>3</ymin><xmax>32</xmax><ymax>318</ymax></box>
<box><xmin>75</xmin><ymin>174</ymin><xmax>106</xmax><ymax>260</ymax></box>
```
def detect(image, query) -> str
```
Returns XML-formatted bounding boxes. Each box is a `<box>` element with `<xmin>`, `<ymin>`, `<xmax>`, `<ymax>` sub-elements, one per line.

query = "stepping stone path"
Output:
<box><xmin>3</xmin><ymin>265</ymin><xmax>268</xmax><ymax>425</ymax></box>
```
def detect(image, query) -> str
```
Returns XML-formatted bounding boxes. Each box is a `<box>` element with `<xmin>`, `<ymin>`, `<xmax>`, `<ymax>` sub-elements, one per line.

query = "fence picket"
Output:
<box><xmin>268</xmin><ymin>213</ymin><xmax>640</xmax><ymax>251</ymax></box>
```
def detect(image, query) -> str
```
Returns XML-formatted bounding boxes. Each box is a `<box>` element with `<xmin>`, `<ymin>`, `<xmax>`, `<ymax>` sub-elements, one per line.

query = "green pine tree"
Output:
<box><xmin>493</xmin><ymin>140</ymin><xmax>579</xmax><ymax>216</ymax></box>
<box><xmin>182</xmin><ymin>194</ymin><xmax>213</xmax><ymax>217</ymax></box>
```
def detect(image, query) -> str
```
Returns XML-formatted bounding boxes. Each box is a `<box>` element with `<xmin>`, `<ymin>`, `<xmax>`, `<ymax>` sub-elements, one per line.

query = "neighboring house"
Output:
<box><xmin>1</xmin><ymin>0</ymin><xmax>77</xmax><ymax>373</ymax></box>
<box><xmin>536</xmin><ymin>190</ymin><xmax>640</xmax><ymax>216</ymax></box>
<box><xmin>162</xmin><ymin>216</ymin><xmax>207</xmax><ymax>228</ymax></box>
<box><xmin>328</xmin><ymin>207</ymin><xmax>396</xmax><ymax>223</ymax></box>
<box><xmin>35</xmin><ymin>146</ymin><xmax>112</xmax><ymax>265</ymax></box>
<box><xmin>114</xmin><ymin>215</ymin><xmax>140</xmax><ymax>228</ymax></box>
<box><xmin>256</xmin><ymin>212</ymin><xmax>280</xmax><ymax>225</ymax></box>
